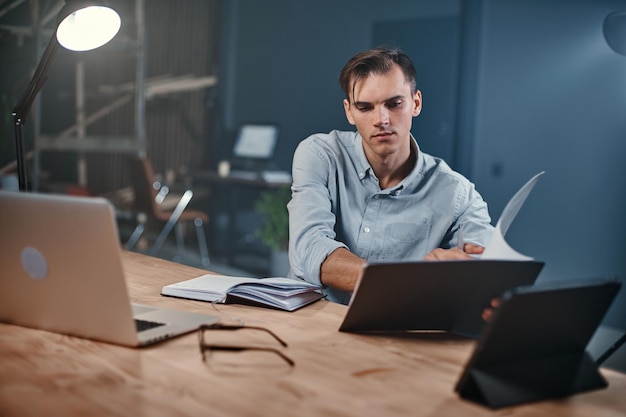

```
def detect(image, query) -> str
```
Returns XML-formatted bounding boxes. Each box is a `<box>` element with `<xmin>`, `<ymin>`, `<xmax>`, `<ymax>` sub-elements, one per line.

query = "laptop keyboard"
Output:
<box><xmin>135</xmin><ymin>319</ymin><xmax>166</xmax><ymax>333</ymax></box>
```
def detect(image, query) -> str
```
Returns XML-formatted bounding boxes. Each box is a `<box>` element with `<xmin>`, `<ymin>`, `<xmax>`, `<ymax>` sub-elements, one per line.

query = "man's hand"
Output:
<box><xmin>423</xmin><ymin>244</ymin><xmax>485</xmax><ymax>261</ymax></box>
<box><xmin>481</xmin><ymin>298</ymin><xmax>501</xmax><ymax>322</ymax></box>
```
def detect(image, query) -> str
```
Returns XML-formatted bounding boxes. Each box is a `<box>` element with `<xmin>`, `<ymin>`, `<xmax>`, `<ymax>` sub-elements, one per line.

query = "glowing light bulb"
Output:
<box><xmin>56</xmin><ymin>6</ymin><xmax>121</xmax><ymax>51</ymax></box>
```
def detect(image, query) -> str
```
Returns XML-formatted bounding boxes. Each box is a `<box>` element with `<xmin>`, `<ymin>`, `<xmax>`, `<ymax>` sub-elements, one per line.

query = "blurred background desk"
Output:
<box><xmin>1</xmin><ymin>251</ymin><xmax>625</xmax><ymax>417</ymax></box>
<box><xmin>194</xmin><ymin>170</ymin><xmax>291</xmax><ymax>276</ymax></box>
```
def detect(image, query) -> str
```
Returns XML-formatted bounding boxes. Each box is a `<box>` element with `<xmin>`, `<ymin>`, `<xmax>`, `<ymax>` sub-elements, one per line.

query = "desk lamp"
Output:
<box><xmin>604</xmin><ymin>11</ymin><xmax>626</xmax><ymax>56</ymax></box>
<box><xmin>12</xmin><ymin>0</ymin><xmax>121</xmax><ymax>191</ymax></box>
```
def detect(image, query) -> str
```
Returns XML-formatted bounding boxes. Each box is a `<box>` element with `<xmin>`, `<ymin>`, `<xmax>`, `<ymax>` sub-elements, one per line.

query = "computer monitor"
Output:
<box><xmin>232</xmin><ymin>124</ymin><xmax>278</xmax><ymax>160</ymax></box>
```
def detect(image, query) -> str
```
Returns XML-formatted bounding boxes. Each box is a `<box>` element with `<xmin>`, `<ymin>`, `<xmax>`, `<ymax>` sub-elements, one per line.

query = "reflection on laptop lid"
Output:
<box><xmin>0</xmin><ymin>191</ymin><xmax>218</xmax><ymax>347</ymax></box>
<box><xmin>338</xmin><ymin>260</ymin><xmax>544</xmax><ymax>338</ymax></box>
<box><xmin>231</xmin><ymin>124</ymin><xmax>278</xmax><ymax>170</ymax></box>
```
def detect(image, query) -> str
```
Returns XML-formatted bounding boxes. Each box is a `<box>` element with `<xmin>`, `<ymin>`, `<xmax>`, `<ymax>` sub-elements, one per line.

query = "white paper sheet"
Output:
<box><xmin>480</xmin><ymin>171</ymin><xmax>545</xmax><ymax>261</ymax></box>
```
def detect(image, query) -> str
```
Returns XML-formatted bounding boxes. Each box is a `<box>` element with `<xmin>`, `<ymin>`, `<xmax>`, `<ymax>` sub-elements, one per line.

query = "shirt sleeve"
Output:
<box><xmin>449</xmin><ymin>178</ymin><xmax>495</xmax><ymax>249</ymax></box>
<box><xmin>287</xmin><ymin>137</ymin><xmax>347</xmax><ymax>287</ymax></box>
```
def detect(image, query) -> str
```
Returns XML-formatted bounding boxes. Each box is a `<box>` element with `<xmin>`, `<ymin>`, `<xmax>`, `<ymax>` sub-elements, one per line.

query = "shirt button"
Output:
<box><xmin>363</xmin><ymin>227</ymin><xmax>370</xmax><ymax>233</ymax></box>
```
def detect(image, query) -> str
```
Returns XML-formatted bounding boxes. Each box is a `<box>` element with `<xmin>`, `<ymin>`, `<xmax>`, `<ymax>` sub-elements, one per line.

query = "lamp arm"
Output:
<box><xmin>12</xmin><ymin>33</ymin><xmax>59</xmax><ymax>191</ymax></box>
<box><xmin>13</xmin><ymin>33</ymin><xmax>59</xmax><ymax>123</ymax></box>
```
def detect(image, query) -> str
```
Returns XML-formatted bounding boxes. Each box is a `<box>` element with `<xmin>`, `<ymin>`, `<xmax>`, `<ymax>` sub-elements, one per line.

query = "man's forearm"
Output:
<box><xmin>320</xmin><ymin>247</ymin><xmax>367</xmax><ymax>292</ymax></box>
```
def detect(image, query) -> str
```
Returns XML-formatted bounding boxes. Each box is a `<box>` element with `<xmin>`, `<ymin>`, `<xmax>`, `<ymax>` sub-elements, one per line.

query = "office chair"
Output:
<box><xmin>125</xmin><ymin>156</ymin><xmax>210</xmax><ymax>266</ymax></box>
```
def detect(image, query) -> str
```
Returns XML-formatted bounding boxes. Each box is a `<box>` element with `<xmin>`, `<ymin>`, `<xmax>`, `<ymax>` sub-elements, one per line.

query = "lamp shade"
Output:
<box><xmin>604</xmin><ymin>11</ymin><xmax>626</xmax><ymax>56</ymax></box>
<box><xmin>56</xmin><ymin>2</ymin><xmax>121</xmax><ymax>51</ymax></box>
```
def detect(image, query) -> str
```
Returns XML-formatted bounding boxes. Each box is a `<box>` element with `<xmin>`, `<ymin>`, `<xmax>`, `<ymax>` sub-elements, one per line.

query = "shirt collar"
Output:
<box><xmin>354</xmin><ymin>133</ymin><xmax>423</xmax><ymax>194</ymax></box>
<box><xmin>354</xmin><ymin>132</ymin><xmax>372</xmax><ymax>181</ymax></box>
<box><xmin>404</xmin><ymin>135</ymin><xmax>424</xmax><ymax>183</ymax></box>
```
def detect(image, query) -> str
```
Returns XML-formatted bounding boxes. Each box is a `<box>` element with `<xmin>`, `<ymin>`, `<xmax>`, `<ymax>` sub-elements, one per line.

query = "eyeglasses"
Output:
<box><xmin>197</xmin><ymin>323</ymin><xmax>294</xmax><ymax>367</ymax></box>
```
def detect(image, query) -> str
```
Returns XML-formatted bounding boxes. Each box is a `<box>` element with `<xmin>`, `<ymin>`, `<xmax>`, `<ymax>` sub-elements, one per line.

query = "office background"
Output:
<box><xmin>1</xmin><ymin>0</ymin><xmax>625</xmax><ymax>328</ymax></box>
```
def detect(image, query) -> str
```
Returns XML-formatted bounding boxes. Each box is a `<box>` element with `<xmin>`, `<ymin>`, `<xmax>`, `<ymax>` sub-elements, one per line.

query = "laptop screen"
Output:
<box><xmin>232</xmin><ymin>124</ymin><xmax>278</xmax><ymax>159</ymax></box>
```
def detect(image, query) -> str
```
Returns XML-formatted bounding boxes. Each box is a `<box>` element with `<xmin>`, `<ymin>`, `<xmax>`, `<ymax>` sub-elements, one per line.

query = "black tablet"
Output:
<box><xmin>338</xmin><ymin>260</ymin><xmax>544</xmax><ymax>337</ymax></box>
<box><xmin>455</xmin><ymin>278</ymin><xmax>622</xmax><ymax>408</ymax></box>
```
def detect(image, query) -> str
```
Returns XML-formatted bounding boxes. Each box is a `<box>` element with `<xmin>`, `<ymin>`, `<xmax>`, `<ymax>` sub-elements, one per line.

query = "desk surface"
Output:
<box><xmin>195</xmin><ymin>169</ymin><xmax>291</xmax><ymax>187</ymax></box>
<box><xmin>1</xmin><ymin>251</ymin><xmax>625</xmax><ymax>417</ymax></box>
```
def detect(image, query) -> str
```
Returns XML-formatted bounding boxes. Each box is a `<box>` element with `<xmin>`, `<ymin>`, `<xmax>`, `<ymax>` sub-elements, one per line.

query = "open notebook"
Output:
<box><xmin>162</xmin><ymin>274</ymin><xmax>323</xmax><ymax>312</ymax></box>
<box><xmin>0</xmin><ymin>191</ymin><xmax>219</xmax><ymax>347</ymax></box>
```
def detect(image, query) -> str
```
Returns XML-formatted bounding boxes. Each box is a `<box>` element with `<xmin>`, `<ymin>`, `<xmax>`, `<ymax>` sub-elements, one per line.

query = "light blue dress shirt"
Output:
<box><xmin>287</xmin><ymin>130</ymin><xmax>494</xmax><ymax>304</ymax></box>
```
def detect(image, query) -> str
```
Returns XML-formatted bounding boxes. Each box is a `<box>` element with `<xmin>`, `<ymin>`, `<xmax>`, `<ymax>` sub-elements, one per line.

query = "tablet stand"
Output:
<box><xmin>458</xmin><ymin>351</ymin><xmax>607</xmax><ymax>408</ymax></box>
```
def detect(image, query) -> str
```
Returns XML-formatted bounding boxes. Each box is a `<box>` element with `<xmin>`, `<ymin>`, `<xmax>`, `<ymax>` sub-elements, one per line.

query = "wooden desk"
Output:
<box><xmin>1</xmin><ymin>251</ymin><xmax>625</xmax><ymax>417</ymax></box>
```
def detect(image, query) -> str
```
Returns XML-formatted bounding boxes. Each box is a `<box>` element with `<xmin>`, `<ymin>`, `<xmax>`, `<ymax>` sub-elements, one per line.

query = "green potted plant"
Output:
<box><xmin>254</xmin><ymin>186</ymin><xmax>291</xmax><ymax>276</ymax></box>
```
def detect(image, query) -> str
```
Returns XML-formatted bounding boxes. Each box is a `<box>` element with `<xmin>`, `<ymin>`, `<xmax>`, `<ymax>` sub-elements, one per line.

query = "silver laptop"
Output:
<box><xmin>0</xmin><ymin>190</ymin><xmax>219</xmax><ymax>347</ymax></box>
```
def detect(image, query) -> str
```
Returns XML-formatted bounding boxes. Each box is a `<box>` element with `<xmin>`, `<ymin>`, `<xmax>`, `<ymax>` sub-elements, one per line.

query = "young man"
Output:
<box><xmin>288</xmin><ymin>48</ymin><xmax>494</xmax><ymax>304</ymax></box>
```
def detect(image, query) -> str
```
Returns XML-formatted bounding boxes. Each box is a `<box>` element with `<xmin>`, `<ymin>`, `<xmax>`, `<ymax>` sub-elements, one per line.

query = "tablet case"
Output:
<box><xmin>339</xmin><ymin>260</ymin><xmax>544</xmax><ymax>337</ymax></box>
<box><xmin>455</xmin><ymin>279</ymin><xmax>621</xmax><ymax>409</ymax></box>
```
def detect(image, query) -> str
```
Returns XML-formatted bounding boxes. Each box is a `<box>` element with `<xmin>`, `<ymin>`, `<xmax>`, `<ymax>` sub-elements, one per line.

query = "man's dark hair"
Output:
<box><xmin>339</xmin><ymin>47</ymin><xmax>417</xmax><ymax>101</ymax></box>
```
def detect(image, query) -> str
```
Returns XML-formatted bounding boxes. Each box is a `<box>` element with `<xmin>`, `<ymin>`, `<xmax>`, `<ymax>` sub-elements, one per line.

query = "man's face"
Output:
<box><xmin>343</xmin><ymin>64</ymin><xmax>422</xmax><ymax>161</ymax></box>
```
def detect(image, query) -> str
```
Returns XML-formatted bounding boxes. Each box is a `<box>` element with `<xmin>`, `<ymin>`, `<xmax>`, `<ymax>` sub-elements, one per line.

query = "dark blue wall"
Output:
<box><xmin>216</xmin><ymin>0</ymin><xmax>626</xmax><ymax>327</ymax></box>
<box><xmin>473</xmin><ymin>0</ymin><xmax>626</xmax><ymax>327</ymax></box>
<box><xmin>214</xmin><ymin>0</ymin><xmax>461</xmax><ymax>169</ymax></box>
